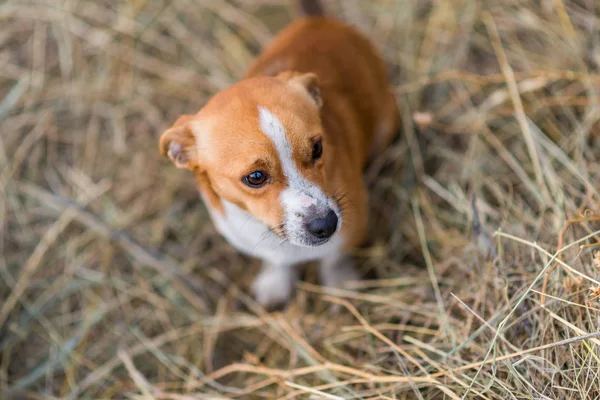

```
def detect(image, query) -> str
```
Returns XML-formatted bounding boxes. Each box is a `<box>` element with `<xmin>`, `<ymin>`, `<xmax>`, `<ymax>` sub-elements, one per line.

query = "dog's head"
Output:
<box><xmin>159</xmin><ymin>73</ymin><xmax>342</xmax><ymax>247</ymax></box>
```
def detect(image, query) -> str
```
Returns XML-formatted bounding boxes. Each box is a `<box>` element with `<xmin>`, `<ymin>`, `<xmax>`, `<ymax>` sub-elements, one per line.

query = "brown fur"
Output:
<box><xmin>159</xmin><ymin>16</ymin><xmax>398</xmax><ymax>252</ymax></box>
<box><xmin>246</xmin><ymin>17</ymin><xmax>398</xmax><ymax>249</ymax></box>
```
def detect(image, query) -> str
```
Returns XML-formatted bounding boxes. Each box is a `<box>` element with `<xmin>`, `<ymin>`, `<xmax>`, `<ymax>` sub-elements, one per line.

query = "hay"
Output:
<box><xmin>2</xmin><ymin>0</ymin><xmax>600</xmax><ymax>398</ymax></box>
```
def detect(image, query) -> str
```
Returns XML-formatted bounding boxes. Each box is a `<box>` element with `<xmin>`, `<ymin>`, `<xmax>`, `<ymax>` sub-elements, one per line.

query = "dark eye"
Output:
<box><xmin>244</xmin><ymin>171</ymin><xmax>268</xmax><ymax>188</ymax></box>
<box><xmin>312</xmin><ymin>138</ymin><xmax>323</xmax><ymax>161</ymax></box>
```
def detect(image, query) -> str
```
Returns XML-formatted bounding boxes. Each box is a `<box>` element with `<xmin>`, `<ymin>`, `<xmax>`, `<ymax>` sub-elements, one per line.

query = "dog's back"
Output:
<box><xmin>247</xmin><ymin>6</ymin><xmax>397</xmax><ymax>169</ymax></box>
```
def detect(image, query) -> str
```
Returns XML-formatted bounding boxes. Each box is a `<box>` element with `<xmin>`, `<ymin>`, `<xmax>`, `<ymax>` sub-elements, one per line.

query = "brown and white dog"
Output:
<box><xmin>159</xmin><ymin>0</ymin><xmax>398</xmax><ymax>308</ymax></box>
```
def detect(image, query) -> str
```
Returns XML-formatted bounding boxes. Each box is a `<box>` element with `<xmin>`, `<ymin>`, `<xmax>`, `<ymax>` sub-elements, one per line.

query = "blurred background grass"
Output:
<box><xmin>2</xmin><ymin>0</ymin><xmax>600</xmax><ymax>398</ymax></box>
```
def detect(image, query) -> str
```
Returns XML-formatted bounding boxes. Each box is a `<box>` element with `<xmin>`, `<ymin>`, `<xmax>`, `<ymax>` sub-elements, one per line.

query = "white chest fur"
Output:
<box><xmin>208</xmin><ymin>200</ymin><xmax>342</xmax><ymax>266</ymax></box>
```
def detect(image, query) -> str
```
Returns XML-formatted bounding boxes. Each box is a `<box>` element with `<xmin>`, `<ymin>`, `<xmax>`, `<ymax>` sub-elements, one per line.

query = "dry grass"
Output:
<box><xmin>2</xmin><ymin>0</ymin><xmax>600</xmax><ymax>398</ymax></box>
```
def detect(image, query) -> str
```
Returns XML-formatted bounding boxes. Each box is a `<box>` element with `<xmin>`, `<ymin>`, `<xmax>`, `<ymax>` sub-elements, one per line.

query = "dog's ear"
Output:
<box><xmin>160</xmin><ymin>115</ymin><xmax>224</xmax><ymax>212</ymax></box>
<box><xmin>159</xmin><ymin>115</ymin><xmax>200</xmax><ymax>170</ymax></box>
<box><xmin>281</xmin><ymin>72</ymin><xmax>322</xmax><ymax>108</ymax></box>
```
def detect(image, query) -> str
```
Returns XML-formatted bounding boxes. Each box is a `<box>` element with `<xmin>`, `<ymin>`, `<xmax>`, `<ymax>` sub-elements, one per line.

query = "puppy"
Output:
<box><xmin>159</xmin><ymin>0</ymin><xmax>398</xmax><ymax>308</ymax></box>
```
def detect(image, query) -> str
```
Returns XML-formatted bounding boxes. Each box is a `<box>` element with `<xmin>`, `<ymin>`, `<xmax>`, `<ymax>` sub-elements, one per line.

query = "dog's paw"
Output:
<box><xmin>252</xmin><ymin>266</ymin><xmax>295</xmax><ymax>310</ymax></box>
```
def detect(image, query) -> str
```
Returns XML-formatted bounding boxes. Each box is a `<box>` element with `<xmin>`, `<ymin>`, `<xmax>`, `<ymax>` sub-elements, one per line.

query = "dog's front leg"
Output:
<box><xmin>252</xmin><ymin>262</ymin><xmax>298</xmax><ymax>309</ymax></box>
<box><xmin>319</xmin><ymin>252</ymin><xmax>360</xmax><ymax>290</ymax></box>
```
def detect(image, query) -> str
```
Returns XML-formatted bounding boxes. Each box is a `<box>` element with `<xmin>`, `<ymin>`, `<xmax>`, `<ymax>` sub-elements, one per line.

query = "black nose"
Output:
<box><xmin>307</xmin><ymin>210</ymin><xmax>338</xmax><ymax>239</ymax></box>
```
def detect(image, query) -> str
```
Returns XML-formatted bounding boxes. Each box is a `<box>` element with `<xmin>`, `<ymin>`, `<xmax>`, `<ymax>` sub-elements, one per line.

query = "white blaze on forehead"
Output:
<box><xmin>258</xmin><ymin>106</ymin><xmax>320</xmax><ymax>203</ymax></box>
<box><xmin>258</xmin><ymin>107</ymin><xmax>297</xmax><ymax>180</ymax></box>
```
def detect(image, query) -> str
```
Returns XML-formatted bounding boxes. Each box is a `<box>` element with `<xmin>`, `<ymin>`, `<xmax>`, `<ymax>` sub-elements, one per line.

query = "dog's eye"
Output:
<box><xmin>312</xmin><ymin>138</ymin><xmax>323</xmax><ymax>161</ymax></box>
<box><xmin>244</xmin><ymin>171</ymin><xmax>268</xmax><ymax>188</ymax></box>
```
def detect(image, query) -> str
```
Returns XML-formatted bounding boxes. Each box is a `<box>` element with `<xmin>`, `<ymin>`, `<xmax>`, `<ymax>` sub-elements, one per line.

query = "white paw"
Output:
<box><xmin>252</xmin><ymin>266</ymin><xmax>295</xmax><ymax>309</ymax></box>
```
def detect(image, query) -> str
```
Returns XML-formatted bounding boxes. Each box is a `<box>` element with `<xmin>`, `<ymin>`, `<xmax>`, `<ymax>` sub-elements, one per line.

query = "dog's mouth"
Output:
<box><xmin>285</xmin><ymin>231</ymin><xmax>336</xmax><ymax>248</ymax></box>
<box><xmin>301</xmin><ymin>235</ymin><xmax>333</xmax><ymax>247</ymax></box>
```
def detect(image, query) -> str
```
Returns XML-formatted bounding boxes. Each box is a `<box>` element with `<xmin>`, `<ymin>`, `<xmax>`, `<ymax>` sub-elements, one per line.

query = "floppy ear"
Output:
<box><xmin>159</xmin><ymin>115</ymin><xmax>199</xmax><ymax>170</ymax></box>
<box><xmin>280</xmin><ymin>72</ymin><xmax>322</xmax><ymax>108</ymax></box>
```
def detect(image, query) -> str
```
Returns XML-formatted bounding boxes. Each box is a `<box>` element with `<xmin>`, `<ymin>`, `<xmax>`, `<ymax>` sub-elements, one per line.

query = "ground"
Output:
<box><xmin>2</xmin><ymin>0</ymin><xmax>600</xmax><ymax>399</ymax></box>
